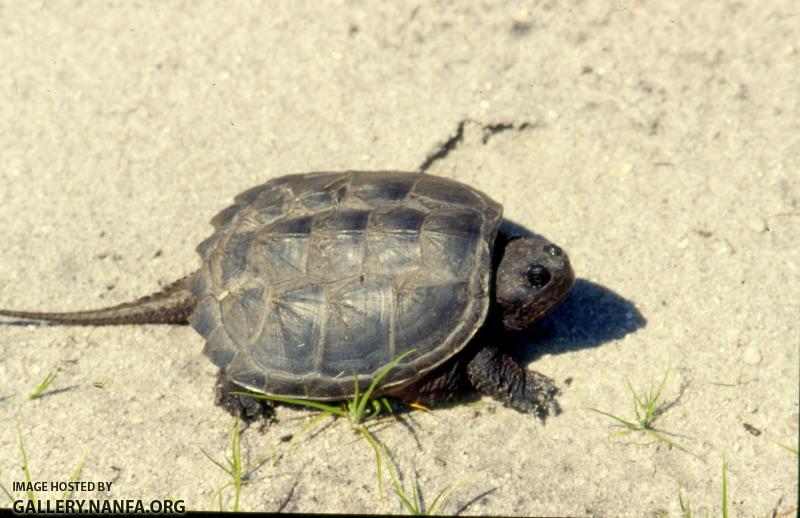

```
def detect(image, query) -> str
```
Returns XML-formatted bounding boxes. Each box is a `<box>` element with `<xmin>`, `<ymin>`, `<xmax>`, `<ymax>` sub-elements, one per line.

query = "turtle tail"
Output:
<box><xmin>0</xmin><ymin>273</ymin><xmax>197</xmax><ymax>326</ymax></box>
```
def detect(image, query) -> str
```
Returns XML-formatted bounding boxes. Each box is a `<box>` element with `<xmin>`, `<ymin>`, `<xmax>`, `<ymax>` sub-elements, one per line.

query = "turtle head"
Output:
<box><xmin>495</xmin><ymin>237</ymin><xmax>575</xmax><ymax>331</ymax></box>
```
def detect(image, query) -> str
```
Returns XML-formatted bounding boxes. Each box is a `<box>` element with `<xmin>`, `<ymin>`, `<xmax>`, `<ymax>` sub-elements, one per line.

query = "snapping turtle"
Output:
<box><xmin>0</xmin><ymin>171</ymin><xmax>574</xmax><ymax>417</ymax></box>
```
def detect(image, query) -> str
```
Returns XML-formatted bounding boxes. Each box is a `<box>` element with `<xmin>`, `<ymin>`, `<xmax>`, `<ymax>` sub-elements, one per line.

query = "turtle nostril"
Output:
<box><xmin>544</xmin><ymin>244</ymin><xmax>562</xmax><ymax>257</ymax></box>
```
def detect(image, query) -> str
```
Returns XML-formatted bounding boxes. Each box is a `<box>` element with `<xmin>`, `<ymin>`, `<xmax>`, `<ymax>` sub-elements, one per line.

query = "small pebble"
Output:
<box><xmin>745</xmin><ymin>215</ymin><xmax>768</xmax><ymax>233</ymax></box>
<box><xmin>745</xmin><ymin>401</ymin><xmax>759</xmax><ymax>413</ymax></box>
<box><xmin>716</xmin><ymin>240</ymin><xmax>734</xmax><ymax>255</ymax></box>
<box><xmin>742</xmin><ymin>346</ymin><xmax>762</xmax><ymax>365</ymax></box>
<box><xmin>512</xmin><ymin>9</ymin><xmax>531</xmax><ymax>25</ymax></box>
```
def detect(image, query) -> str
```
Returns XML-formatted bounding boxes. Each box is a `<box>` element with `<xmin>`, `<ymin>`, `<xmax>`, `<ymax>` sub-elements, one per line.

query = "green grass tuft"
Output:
<box><xmin>201</xmin><ymin>416</ymin><xmax>251</xmax><ymax>511</ymax></box>
<box><xmin>230</xmin><ymin>349</ymin><xmax>417</xmax><ymax>497</ymax></box>
<box><xmin>585</xmin><ymin>367</ymin><xmax>695</xmax><ymax>456</ymax></box>
<box><xmin>200</xmin><ymin>415</ymin><xmax>287</xmax><ymax>511</ymax></box>
<box><xmin>382</xmin><ymin>443</ymin><xmax>470</xmax><ymax>515</ymax></box>
<box><xmin>237</xmin><ymin>349</ymin><xmax>415</xmax><ymax>427</ymax></box>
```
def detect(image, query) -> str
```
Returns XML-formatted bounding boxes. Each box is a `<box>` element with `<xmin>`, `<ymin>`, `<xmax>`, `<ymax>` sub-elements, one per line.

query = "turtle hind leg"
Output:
<box><xmin>214</xmin><ymin>372</ymin><xmax>275</xmax><ymax>423</ymax></box>
<box><xmin>466</xmin><ymin>345</ymin><xmax>560</xmax><ymax>419</ymax></box>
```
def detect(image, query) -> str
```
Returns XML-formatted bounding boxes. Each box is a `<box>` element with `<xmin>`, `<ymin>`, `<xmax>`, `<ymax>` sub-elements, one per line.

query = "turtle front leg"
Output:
<box><xmin>466</xmin><ymin>345</ymin><xmax>560</xmax><ymax>418</ymax></box>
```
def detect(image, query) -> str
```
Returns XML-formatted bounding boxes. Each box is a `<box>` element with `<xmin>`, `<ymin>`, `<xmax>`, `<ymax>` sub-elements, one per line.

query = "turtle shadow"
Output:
<box><xmin>499</xmin><ymin>218</ymin><xmax>646</xmax><ymax>362</ymax></box>
<box><xmin>28</xmin><ymin>386</ymin><xmax>80</xmax><ymax>400</ymax></box>
<box><xmin>499</xmin><ymin>218</ymin><xmax>541</xmax><ymax>238</ymax></box>
<box><xmin>508</xmin><ymin>278</ymin><xmax>647</xmax><ymax>365</ymax></box>
<box><xmin>0</xmin><ymin>319</ymin><xmax>57</xmax><ymax>327</ymax></box>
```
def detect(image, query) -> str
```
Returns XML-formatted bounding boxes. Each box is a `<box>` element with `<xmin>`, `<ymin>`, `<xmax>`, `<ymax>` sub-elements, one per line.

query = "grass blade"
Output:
<box><xmin>382</xmin><ymin>443</ymin><xmax>418</xmax><ymax>514</ymax></box>
<box><xmin>428</xmin><ymin>476</ymin><xmax>470</xmax><ymax>516</ymax></box>
<box><xmin>584</xmin><ymin>407</ymin><xmax>640</xmax><ymax>430</ymax></box>
<box><xmin>199</xmin><ymin>416</ymin><xmax>250</xmax><ymax>511</ymax></box>
<box><xmin>653</xmin><ymin>367</ymin><xmax>669</xmax><ymax>404</ymax></box>
<box><xmin>626</xmin><ymin>378</ymin><xmax>643</xmax><ymax>422</ymax></box>
<box><xmin>677</xmin><ymin>484</ymin><xmax>691</xmax><ymax>518</ymax></box>
<box><xmin>355</xmin><ymin>349</ymin><xmax>416</xmax><ymax>423</ymax></box>
<box><xmin>392</xmin><ymin>477</ymin><xmax>417</xmax><ymax>514</ymax></box>
<box><xmin>17</xmin><ymin>425</ymin><xmax>35</xmax><ymax>502</ymax></box>
<box><xmin>351</xmin><ymin>372</ymin><xmax>360</xmax><ymax>420</ymax></box>
<box><xmin>641</xmin><ymin>429</ymin><xmax>696</xmax><ymax>456</ymax></box>
<box><xmin>721</xmin><ymin>454</ymin><xmax>728</xmax><ymax>518</ymax></box>
<box><xmin>359</xmin><ymin>427</ymin><xmax>384</xmax><ymax>499</ymax></box>
<box><xmin>209</xmin><ymin>482</ymin><xmax>232</xmax><ymax>511</ymax></box>
<box><xmin>230</xmin><ymin>418</ymin><xmax>243</xmax><ymax>512</ymax></box>
<box><xmin>0</xmin><ymin>481</ymin><xmax>14</xmax><ymax>504</ymax></box>
<box><xmin>60</xmin><ymin>446</ymin><xmax>88</xmax><ymax>500</ymax></box>
<box><xmin>28</xmin><ymin>371</ymin><xmax>58</xmax><ymax>400</ymax></box>
<box><xmin>198</xmin><ymin>447</ymin><xmax>232</xmax><ymax>475</ymax></box>
<box><xmin>230</xmin><ymin>391</ymin><xmax>346</xmax><ymax>417</ymax></box>
<box><xmin>774</xmin><ymin>440</ymin><xmax>799</xmax><ymax>456</ymax></box>
<box><xmin>276</xmin><ymin>412</ymin><xmax>335</xmax><ymax>466</ymax></box>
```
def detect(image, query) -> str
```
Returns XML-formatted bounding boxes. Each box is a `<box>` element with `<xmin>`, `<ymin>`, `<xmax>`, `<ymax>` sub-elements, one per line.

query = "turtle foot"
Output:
<box><xmin>214</xmin><ymin>372</ymin><xmax>275</xmax><ymax>424</ymax></box>
<box><xmin>513</xmin><ymin>369</ymin><xmax>561</xmax><ymax>419</ymax></box>
<box><xmin>466</xmin><ymin>345</ymin><xmax>561</xmax><ymax>419</ymax></box>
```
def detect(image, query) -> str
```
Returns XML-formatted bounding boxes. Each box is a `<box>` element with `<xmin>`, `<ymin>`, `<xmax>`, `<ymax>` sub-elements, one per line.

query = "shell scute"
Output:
<box><xmin>220</xmin><ymin>284</ymin><xmax>267</xmax><ymax>347</ymax></box>
<box><xmin>394</xmin><ymin>280</ymin><xmax>471</xmax><ymax>356</ymax></box>
<box><xmin>190</xmin><ymin>296</ymin><xmax>221</xmax><ymax>338</ymax></box>
<box><xmin>370</xmin><ymin>207</ymin><xmax>426</xmax><ymax>234</ymax></box>
<box><xmin>313</xmin><ymin>209</ymin><xmax>370</xmax><ymax>233</ymax></box>
<box><xmin>320</xmin><ymin>279</ymin><xmax>394</xmax><ymax>376</ymax></box>
<box><xmin>350</xmin><ymin>172</ymin><xmax>419</xmax><ymax>204</ymax></box>
<box><xmin>225</xmin><ymin>352</ymin><xmax>268</xmax><ymax>392</ymax></box>
<box><xmin>411</xmin><ymin>175</ymin><xmax>487</xmax><ymax>209</ymax></box>
<box><xmin>202</xmin><ymin>326</ymin><xmax>236</xmax><ymax>369</ymax></box>
<box><xmin>218</xmin><ymin>232</ymin><xmax>255</xmax><ymax>287</ymax></box>
<box><xmin>252</xmin><ymin>232</ymin><xmax>309</xmax><ymax>284</ymax></box>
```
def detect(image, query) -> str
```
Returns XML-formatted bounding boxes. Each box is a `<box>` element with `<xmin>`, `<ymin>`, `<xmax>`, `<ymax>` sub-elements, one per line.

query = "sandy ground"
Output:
<box><xmin>1</xmin><ymin>1</ymin><xmax>798</xmax><ymax>516</ymax></box>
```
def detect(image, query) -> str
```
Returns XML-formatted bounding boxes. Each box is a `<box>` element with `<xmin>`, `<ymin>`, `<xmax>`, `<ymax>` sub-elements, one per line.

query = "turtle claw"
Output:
<box><xmin>515</xmin><ymin>369</ymin><xmax>561</xmax><ymax>419</ymax></box>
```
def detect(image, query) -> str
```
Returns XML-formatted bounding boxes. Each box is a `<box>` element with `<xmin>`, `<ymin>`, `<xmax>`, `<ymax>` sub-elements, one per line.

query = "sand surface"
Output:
<box><xmin>1</xmin><ymin>1</ymin><xmax>798</xmax><ymax>515</ymax></box>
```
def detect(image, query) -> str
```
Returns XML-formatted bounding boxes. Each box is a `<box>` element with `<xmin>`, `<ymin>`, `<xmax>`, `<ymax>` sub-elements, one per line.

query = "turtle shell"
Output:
<box><xmin>189</xmin><ymin>171</ymin><xmax>503</xmax><ymax>399</ymax></box>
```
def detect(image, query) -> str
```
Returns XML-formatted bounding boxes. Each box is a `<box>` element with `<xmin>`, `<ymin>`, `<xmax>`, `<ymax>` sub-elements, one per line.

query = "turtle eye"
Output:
<box><xmin>526</xmin><ymin>264</ymin><xmax>551</xmax><ymax>288</ymax></box>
